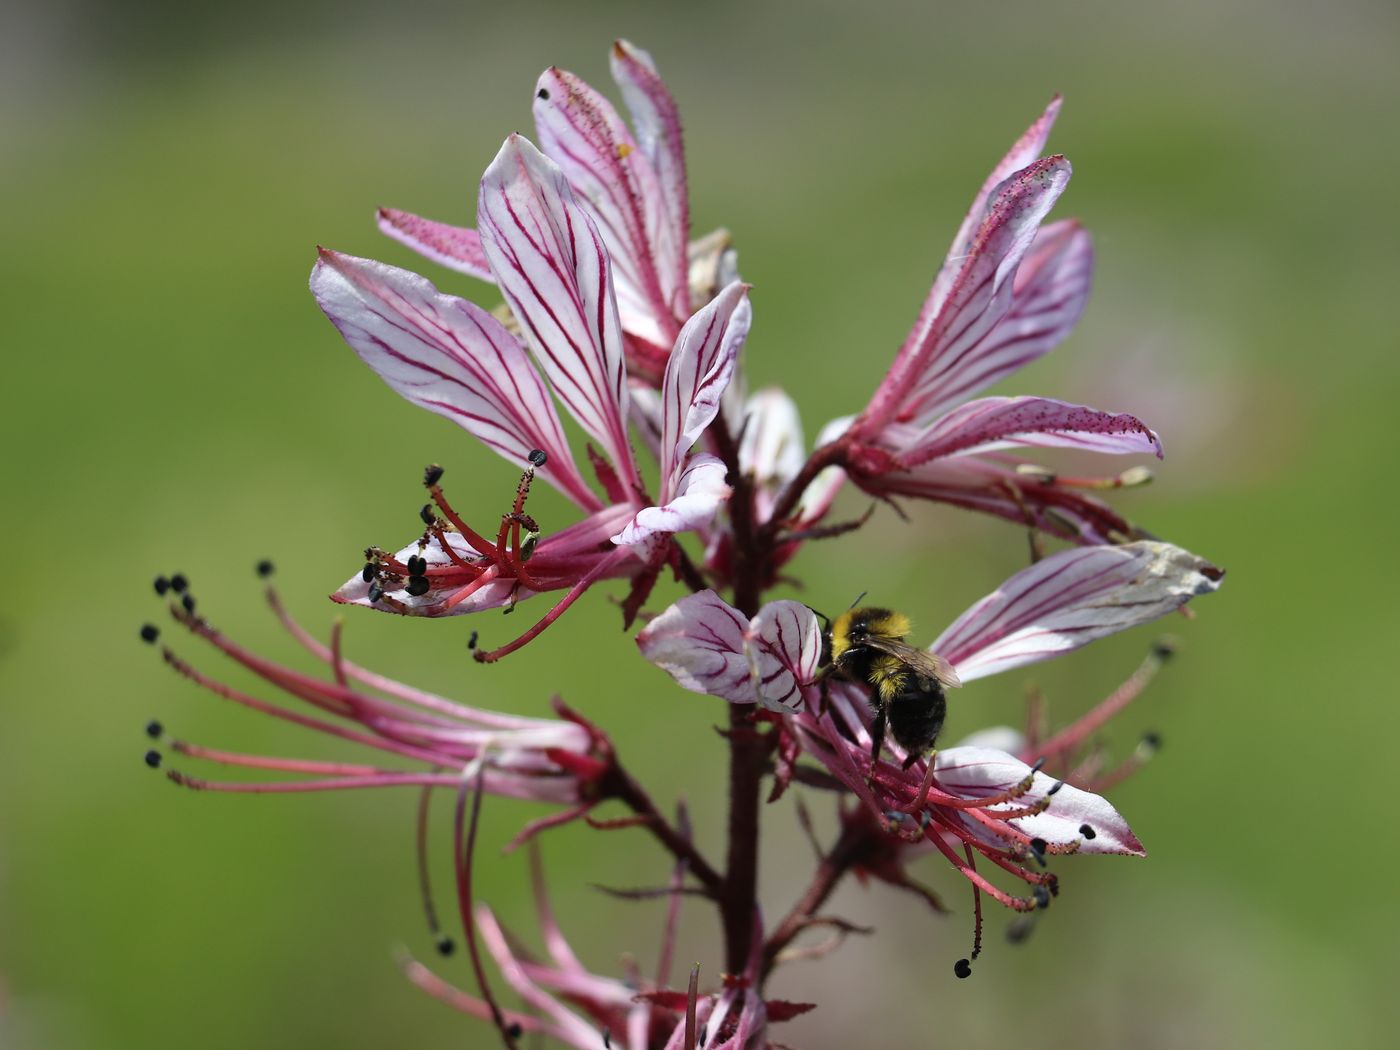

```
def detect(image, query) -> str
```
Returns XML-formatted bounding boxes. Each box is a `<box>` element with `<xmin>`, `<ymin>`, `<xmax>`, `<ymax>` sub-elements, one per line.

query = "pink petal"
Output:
<box><xmin>923</xmin><ymin>97</ymin><xmax>1063</xmax><ymax>324</ymax></box>
<box><xmin>935</xmin><ymin>746</ymin><xmax>1144</xmax><ymax>855</ymax></box>
<box><xmin>865</xmin><ymin>156</ymin><xmax>1073</xmax><ymax>430</ymax></box>
<box><xmin>897</xmin><ymin>395</ymin><xmax>1162</xmax><ymax>465</ymax></box>
<box><xmin>746</xmin><ymin>600</ymin><xmax>823</xmax><ymax>712</ymax></box>
<box><xmin>657</xmin><ymin>281</ymin><xmax>750</xmax><ymax>497</ymax></box>
<box><xmin>309</xmin><ymin>250</ymin><xmax>597</xmax><ymax>510</ymax></box>
<box><xmin>612</xmin><ymin>454</ymin><xmax>731</xmax><ymax>547</ymax></box>
<box><xmin>636</xmin><ymin>590</ymin><xmax>755</xmax><ymax>702</ymax></box>
<box><xmin>910</xmin><ymin>220</ymin><xmax>1093</xmax><ymax>423</ymax></box>
<box><xmin>376</xmin><ymin>208</ymin><xmax>495</xmax><ymax>282</ymax></box>
<box><xmin>610</xmin><ymin>40</ymin><xmax>690</xmax><ymax>312</ymax></box>
<box><xmin>533</xmin><ymin>67</ymin><xmax>680</xmax><ymax>347</ymax></box>
<box><xmin>933</xmin><ymin>542</ymin><xmax>1224</xmax><ymax>682</ymax></box>
<box><xmin>477</xmin><ymin>135</ymin><xmax>636</xmax><ymax>484</ymax></box>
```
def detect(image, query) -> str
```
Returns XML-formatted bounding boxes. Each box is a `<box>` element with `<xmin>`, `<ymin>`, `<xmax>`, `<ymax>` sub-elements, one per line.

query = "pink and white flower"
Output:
<box><xmin>637</xmin><ymin>541</ymin><xmax>1222</xmax><ymax>914</ymax></box>
<box><xmin>377</xmin><ymin>41</ymin><xmax>733</xmax><ymax>386</ymax></box>
<box><xmin>312</xmin><ymin>134</ymin><xmax>751</xmax><ymax>658</ymax></box>
<box><xmin>815</xmin><ymin>99</ymin><xmax>1162</xmax><ymax>544</ymax></box>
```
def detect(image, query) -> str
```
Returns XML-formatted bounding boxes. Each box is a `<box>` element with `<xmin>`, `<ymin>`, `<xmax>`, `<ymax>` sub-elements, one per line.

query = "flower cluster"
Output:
<box><xmin>142</xmin><ymin>40</ymin><xmax>1223</xmax><ymax>1049</ymax></box>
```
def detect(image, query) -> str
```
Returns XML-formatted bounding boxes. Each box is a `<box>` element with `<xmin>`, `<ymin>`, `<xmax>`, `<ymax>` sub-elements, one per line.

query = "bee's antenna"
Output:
<box><xmin>806</xmin><ymin>605</ymin><xmax>832</xmax><ymax>631</ymax></box>
<box><xmin>846</xmin><ymin>591</ymin><xmax>867</xmax><ymax>611</ymax></box>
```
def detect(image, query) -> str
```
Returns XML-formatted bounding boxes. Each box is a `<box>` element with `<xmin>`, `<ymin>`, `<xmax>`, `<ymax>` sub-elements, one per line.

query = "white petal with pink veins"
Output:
<box><xmin>746</xmin><ymin>600</ymin><xmax>823</xmax><ymax>712</ymax></box>
<box><xmin>636</xmin><ymin>590</ymin><xmax>756</xmax><ymax>702</ymax></box>
<box><xmin>612</xmin><ymin>454</ymin><xmax>731</xmax><ymax>547</ymax></box>
<box><xmin>309</xmin><ymin>250</ymin><xmax>597</xmax><ymax>510</ymax></box>
<box><xmin>933</xmin><ymin>542</ymin><xmax>1223</xmax><ymax>682</ymax></box>
<box><xmin>532</xmin><ymin>66</ymin><xmax>678</xmax><ymax>347</ymax></box>
<box><xmin>867</xmin><ymin>156</ymin><xmax>1073</xmax><ymax>430</ymax></box>
<box><xmin>375</xmin><ymin>208</ymin><xmax>495</xmax><ymax>282</ymax></box>
<box><xmin>896</xmin><ymin>395</ymin><xmax>1162</xmax><ymax>465</ymax></box>
<box><xmin>935</xmin><ymin>747</ymin><xmax>1145</xmax><ymax>855</ymax></box>
<box><xmin>656</xmin><ymin>281</ymin><xmax>750</xmax><ymax>497</ymax></box>
<box><xmin>910</xmin><ymin>220</ymin><xmax>1093</xmax><ymax>424</ymax></box>
<box><xmin>610</xmin><ymin>40</ymin><xmax>690</xmax><ymax>317</ymax></box>
<box><xmin>478</xmin><ymin>135</ymin><xmax>636</xmax><ymax>483</ymax></box>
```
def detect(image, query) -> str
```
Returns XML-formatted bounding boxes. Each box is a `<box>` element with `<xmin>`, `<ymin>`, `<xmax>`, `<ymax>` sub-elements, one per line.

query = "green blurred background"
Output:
<box><xmin>3</xmin><ymin>0</ymin><xmax>1396</xmax><ymax>1046</ymax></box>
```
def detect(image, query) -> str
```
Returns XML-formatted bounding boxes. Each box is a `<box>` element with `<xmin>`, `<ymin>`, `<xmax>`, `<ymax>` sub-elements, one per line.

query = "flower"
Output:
<box><xmin>376</xmin><ymin>41</ymin><xmax>735</xmax><ymax>386</ymax></box>
<box><xmin>312</xmin><ymin>134</ymin><xmax>751</xmax><ymax>658</ymax></box>
<box><xmin>814</xmin><ymin>98</ymin><xmax>1163</xmax><ymax>545</ymax></box>
<box><xmin>141</xmin><ymin>569</ymin><xmax>614</xmax><ymax>842</ymax></box>
<box><xmin>636</xmin><ymin>541</ymin><xmax>1223</xmax><ymax>934</ymax></box>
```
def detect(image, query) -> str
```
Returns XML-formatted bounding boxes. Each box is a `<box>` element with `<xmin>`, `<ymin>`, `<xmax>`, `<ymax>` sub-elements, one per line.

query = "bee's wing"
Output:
<box><xmin>864</xmin><ymin>638</ymin><xmax>963</xmax><ymax>689</ymax></box>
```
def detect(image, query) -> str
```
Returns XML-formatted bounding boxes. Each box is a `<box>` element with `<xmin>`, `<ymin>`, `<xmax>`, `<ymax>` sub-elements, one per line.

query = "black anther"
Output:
<box><xmin>420</xmin><ymin>503</ymin><xmax>436</xmax><ymax>526</ymax></box>
<box><xmin>144</xmin><ymin>749</ymin><xmax>162</xmax><ymax>769</ymax></box>
<box><xmin>1079</xmin><ymin>823</ymin><xmax>1097</xmax><ymax>840</ymax></box>
<box><xmin>169</xmin><ymin>573</ymin><xmax>189</xmax><ymax>593</ymax></box>
<box><xmin>140</xmin><ymin>624</ymin><xmax>160</xmax><ymax>644</ymax></box>
<box><xmin>405</xmin><ymin>576</ymin><xmax>431</xmax><ymax>597</ymax></box>
<box><xmin>255</xmin><ymin>559</ymin><xmax>275</xmax><ymax>578</ymax></box>
<box><xmin>954</xmin><ymin>958</ymin><xmax>972</xmax><ymax>979</ymax></box>
<box><xmin>423</xmin><ymin>463</ymin><xmax>444</xmax><ymax>487</ymax></box>
<box><xmin>145</xmin><ymin>720</ymin><xmax>163</xmax><ymax>739</ymax></box>
<box><xmin>528</xmin><ymin>448</ymin><xmax>547</xmax><ymax>467</ymax></box>
<box><xmin>361</xmin><ymin>563</ymin><xmax>376</xmax><ymax>583</ymax></box>
<box><xmin>153</xmin><ymin>576</ymin><xmax>171</xmax><ymax>596</ymax></box>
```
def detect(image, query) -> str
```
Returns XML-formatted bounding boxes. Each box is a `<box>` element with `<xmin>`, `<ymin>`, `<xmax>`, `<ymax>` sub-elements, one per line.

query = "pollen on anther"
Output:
<box><xmin>145</xmin><ymin>719</ymin><xmax>163</xmax><ymax>739</ymax></box>
<box><xmin>406</xmin><ymin>555</ymin><xmax>427</xmax><ymax>577</ymax></box>
<box><xmin>140</xmin><ymin>624</ymin><xmax>160</xmax><ymax>644</ymax></box>
<box><xmin>405</xmin><ymin>576</ymin><xmax>431</xmax><ymax>597</ymax></box>
<box><xmin>367</xmin><ymin>582</ymin><xmax>385</xmax><ymax>603</ymax></box>
<box><xmin>419</xmin><ymin>503</ymin><xmax>436</xmax><ymax>526</ymax></box>
<box><xmin>153</xmin><ymin>576</ymin><xmax>171</xmax><ymax>596</ymax></box>
<box><xmin>144</xmin><ymin>749</ymin><xmax>162</xmax><ymax>769</ymax></box>
<box><xmin>1079</xmin><ymin>823</ymin><xmax>1097</xmax><ymax>840</ymax></box>
<box><xmin>1034</xmin><ymin>886</ymin><xmax>1051</xmax><ymax>910</ymax></box>
<box><xmin>1047</xmin><ymin>780</ymin><xmax>1065</xmax><ymax>795</ymax></box>
<box><xmin>181</xmin><ymin>593</ymin><xmax>196</xmax><ymax>614</ymax></box>
<box><xmin>255</xmin><ymin>559</ymin><xmax>275</xmax><ymax>578</ymax></box>
<box><xmin>170</xmin><ymin>573</ymin><xmax>189</xmax><ymax>594</ymax></box>
<box><xmin>1029</xmin><ymin>837</ymin><xmax>1048</xmax><ymax>856</ymax></box>
<box><xmin>954</xmin><ymin>958</ymin><xmax>972</xmax><ymax>979</ymax></box>
<box><xmin>423</xmin><ymin>463</ymin><xmax>444</xmax><ymax>487</ymax></box>
<box><xmin>361</xmin><ymin>563</ymin><xmax>375</xmax><ymax>583</ymax></box>
<box><xmin>528</xmin><ymin>448</ymin><xmax>548</xmax><ymax>467</ymax></box>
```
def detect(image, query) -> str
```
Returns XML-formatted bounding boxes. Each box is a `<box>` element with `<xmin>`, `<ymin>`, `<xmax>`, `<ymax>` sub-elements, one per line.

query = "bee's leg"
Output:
<box><xmin>999</xmin><ymin>480</ymin><xmax>1046</xmax><ymax>564</ymax></box>
<box><xmin>868</xmin><ymin>707</ymin><xmax>888</xmax><ymax>781</ymax></box>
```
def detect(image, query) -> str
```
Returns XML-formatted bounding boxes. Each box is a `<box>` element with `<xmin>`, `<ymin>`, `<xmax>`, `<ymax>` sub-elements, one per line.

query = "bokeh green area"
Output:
<box><xmin>3</xmin><ymin>1</ymin><xmax>1397</xmax><ymax>1046</ymax></box>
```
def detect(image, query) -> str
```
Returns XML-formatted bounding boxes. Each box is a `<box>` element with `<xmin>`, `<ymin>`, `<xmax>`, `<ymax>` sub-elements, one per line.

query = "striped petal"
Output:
<box><xmin>896</xmin><ymin>395</ymin><xmax>1162</xmax><ymax>465</ymax></box>
<box><xmin>865</xmin><ymin>156</ymin><xmax>1072</xmax><ymax>430</ymax></box>
<box><xmin>533</xmin><ymin>66</ymin><xmax>679</xmax><ymax>348</ymax></box>
<box><xmin>309</xmin><ymin>249</ymin><xmax>597</xmax><ymax>510</ymax></box>
<box><xmin>739</xmin><ymin>387</ymin><xmax>805</xmax><ymax>489</ymax></box>
<box><xmin>656</xmin><ymin>281</ymin><xmax>750</xmax><ymax>498</ymax></box>
<box><xmin>612</xmin><ymin>454</ymin><xmax>730</xmax><ymax>547</ymax></box>
<box><xmin>635</xmin><ymin>590</ymin><xmax>755</xmax><ymax>702</ymax></box>
<box><xmin>935</xmin><ymin>747</ymin><xmax>1143</xmax><ymax>855</ymax></box>
<box><xmin>376</xmin><ymin>208</ymin><xmax>495</xmax><ymax>282</ymax></box>
<box><xmin>636</xmin><ymin>592</ymin><xmax>821</xmax><ymax>713</ymax></box>
<box><xmin>477</xmin><ymin>135</ymin><xmax>636</xmax><ymax>483</ymax></box>
<box><xmin>610</xmin><ymin>39</ymin><xmax>689</xmax><ymax>310</ymax></box>
<box><xmin>746</xmin><ymin>600</ymin><xmax>823</xmax><ymax>712</ymax></box>
<box><xmin>933</xmin><ymin>542</ymin><xmax>1224</xmax><ymax>683</ymax></box>
<box><xmin>911</xmin><ymin>220</ymin><xmax>1093</xmax><ymax>423</ymax></box>
<box><xmin>921</xmin><ymin>97</ymin><xmax>1062</xmax><ymax>327</ymax></box>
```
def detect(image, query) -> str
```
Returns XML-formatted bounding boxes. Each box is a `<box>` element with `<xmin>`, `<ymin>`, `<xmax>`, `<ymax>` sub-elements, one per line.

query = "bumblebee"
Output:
<box><xmin>824</xmin><ymin>607</ymin><xmax>962</xmax><ymax>770</ymax></box>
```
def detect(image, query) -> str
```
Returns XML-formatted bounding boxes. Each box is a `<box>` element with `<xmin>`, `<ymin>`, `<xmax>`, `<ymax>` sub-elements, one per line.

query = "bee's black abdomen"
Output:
<box><xmin>887</xmin><ymin>678</ymin><xmax>947</xmax><ymax>756</ymax></box>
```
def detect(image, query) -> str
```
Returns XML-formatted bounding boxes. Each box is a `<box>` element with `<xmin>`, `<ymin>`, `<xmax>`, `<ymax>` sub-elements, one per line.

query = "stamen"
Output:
<box><xmin>416</xmin><ymin>783</ymin><xmax>454</xmax><ymax>957</ymax></box>
<box><xmin>473</xmin><ymin>549</ymin><xmax>631</xmax><ymax>663</ymax></box>
<box><xmin>964</xmin><ymin>844</ymin><xmax>984</xmax><ymax>962</ymax></box>
<box><xmin>1034</xmin><ymin>645</ymin><xmax>1172</xmax><ymax>762</ymax></box>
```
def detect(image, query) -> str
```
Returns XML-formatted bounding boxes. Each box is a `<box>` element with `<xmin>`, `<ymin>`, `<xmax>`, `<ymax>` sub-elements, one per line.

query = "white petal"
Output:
<box><xmin>636</xmin><ymin>591</ymin><xmax>755</xmax><ymax>703</ymax></box>
<box><xmin>309</xmin><ymin>250</ymin><xmax>597</xmax><ymax>509</ymax></box>
<box><xmin>611</xmin><ymin>455</ymin><xmax>731</xmax><ymax>547</ymax></box>
<box><xmin>477</xmin><ymin>135</ymin><xmax>636</xmax><ymax>483</ymax></box>
<box><xmin>746</xmin><ymin>600</ymin><xmax>823</xmax><ymax>712</ymax></box>
<box><xmin>656</xmin><ymin>281</ymin><xmax>750</xmax><ymax>497</ymax></box>
<box><xmin>934</xmin><ymin>542</ymin><xmax>1223</xmax><ymax>683</ymax></box>
<box><xmin>739</xmin><ymin>387</ymin><xmax>805</xmax><ymax>488</ymax></box>
<box><xmin>935</xmin><ymin>747</ymin><xmax>1144</xmax><ymax>855</ymax></box>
